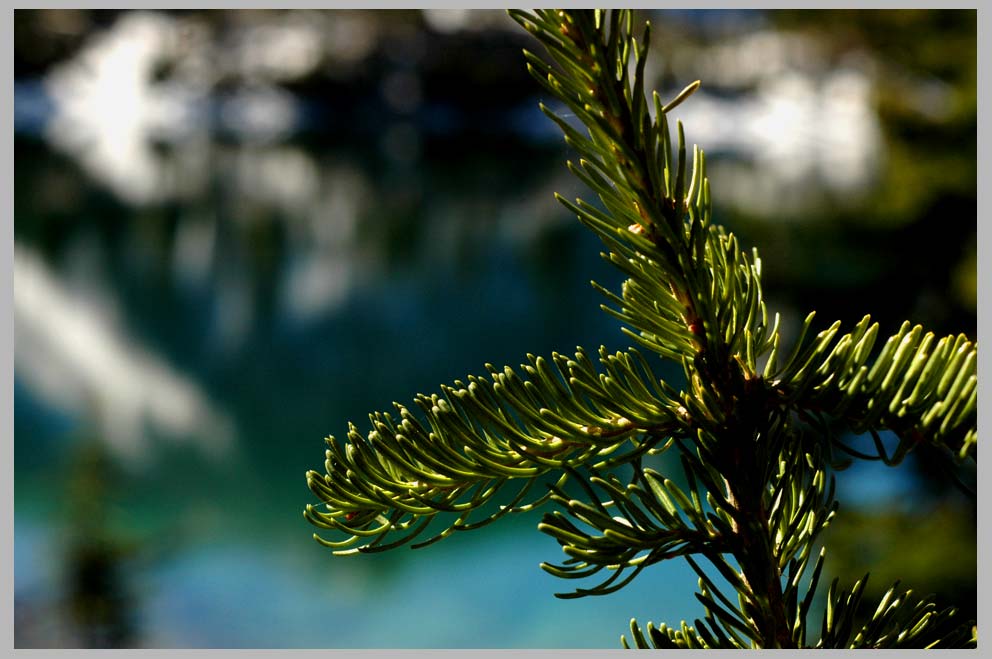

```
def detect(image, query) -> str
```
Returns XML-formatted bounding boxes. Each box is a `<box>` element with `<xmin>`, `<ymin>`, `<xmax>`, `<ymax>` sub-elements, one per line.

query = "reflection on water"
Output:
<box><xmin>61</xmin><ymin>441</ymin><xmax>141</xmax><ymax>648</ymax></box>
<box><xmin>29</xmin><ymin>9</ymin><xmax>890</xmax><ymax>219</ymax></box>
<box><xmin>15</xmin><ymin>438</ymin><xmax>145</xmax><ymax>647</ymax></box>
<box><xmin>14</xmin><ymin>9</ymin><xmax>975</xmax><ymax>648</ymax></box>
<box><xmin>15</xmin><ymin>245</ymin><xmax>234</xmax><ymax>463</ymax></box>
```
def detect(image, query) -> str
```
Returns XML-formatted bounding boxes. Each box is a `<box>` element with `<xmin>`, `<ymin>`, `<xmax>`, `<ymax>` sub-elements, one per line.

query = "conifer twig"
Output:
<box><xmin>304</xmin><ymin>9</ymin><xmax>976</xmax><ymax>648</ymax></box>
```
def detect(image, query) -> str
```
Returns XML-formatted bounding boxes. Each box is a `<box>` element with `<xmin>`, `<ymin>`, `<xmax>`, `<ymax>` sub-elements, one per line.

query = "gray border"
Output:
<box><xmin>976</xmin><ymin>2</ymin><xmax>988</xmax><ymax>654</ymax></box>
<box><xmin>7</xmin><ymin>1</ymin><xmax>986</xmax><ymax>657</ymax></box>
<box><xmin>5</xmin><ymin>4</ymin><xmax>13</xmax><ymax>656</ymax></box>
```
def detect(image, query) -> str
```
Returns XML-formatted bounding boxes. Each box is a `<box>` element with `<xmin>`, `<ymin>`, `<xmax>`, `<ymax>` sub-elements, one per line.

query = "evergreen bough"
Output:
<box><xmin>303</xmin><ymin>10</ymin><xmax>977</xmax><ymax>649</ymax></box>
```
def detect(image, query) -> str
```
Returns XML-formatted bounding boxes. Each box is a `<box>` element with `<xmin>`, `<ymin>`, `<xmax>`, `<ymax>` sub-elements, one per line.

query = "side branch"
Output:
<box><xmin>768</xmin><ymin>313</ymin><xmax>977</xmax><ymax>461</ymax></box>
<box><xmin>304</xmin><ymin>346</ymin><xmax>685</xmax><ymax>553</ymax></box>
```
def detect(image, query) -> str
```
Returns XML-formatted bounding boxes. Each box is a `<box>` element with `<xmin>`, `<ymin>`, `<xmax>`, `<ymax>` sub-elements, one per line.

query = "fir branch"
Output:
<box><xmin>304</xmin><ymin>8</ymin><xmax>976</xmax><ymax>648</ymax></box>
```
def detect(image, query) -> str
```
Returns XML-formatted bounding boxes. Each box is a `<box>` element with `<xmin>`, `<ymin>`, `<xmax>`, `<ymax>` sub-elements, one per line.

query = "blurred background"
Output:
<box><xmin>14</xmin><ymin>8</ymin><xmax>976</xmax><ymax>648</ymax></box>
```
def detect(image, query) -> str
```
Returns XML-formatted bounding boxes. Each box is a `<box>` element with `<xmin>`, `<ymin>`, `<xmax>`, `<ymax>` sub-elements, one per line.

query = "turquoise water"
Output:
<box><xmin>14</xmin><ymin>133</ymin><xmax>704</xmax><ymax>647</ymax></box>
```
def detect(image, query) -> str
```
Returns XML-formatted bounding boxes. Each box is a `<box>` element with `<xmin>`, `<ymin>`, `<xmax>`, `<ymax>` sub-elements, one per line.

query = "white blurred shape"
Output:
<box><xmin>172</xmin><ymin>215</ymin><xmax>217</xmax><ymax>288</ymax></box>
<box><xmin>909</xmin><ymin>78</ymin><xmax>953</xmax><ymax>121</ymax></box>
<box><xmin>324</xmin><ymin>12</ymin><xmax>378</xmax><ymax>65</ymax></box>
<box><xmin>281</xmin><ymin>257</ymin><xmax>352</xmax><ymax>324</ymax></box>
<box><xmin>817</xmin><ymin>69</ymin><xmax>877</xmax><ymax>190</ymax></box>
<box><xmin>311</xmin><ymin>164</ymin><xmax>366</xmax><ymax>247</ymax></box>
<box><xmin>43</xmin><ymin>11</ymin><xmax>199</xmax><ymax>205</ymax></box>
<box><xmin>209</xmin><ymin>270</ymin><xmax>255</xmax><ymax>356</ymax></box>
<box><xmin>14</xmin><ymin>245</ymin><xmax>234</xmax><ymax>465</ymax></box>
<box><xmin>421</xmin><ymin>9</ymin><xmax>517</xmax><ymax>34</ymax></box>
<box><xmin>278</xmin><ymin>164</ymin><xmax>368</xmax><ymax>325</ymax></box>
<box><xmin>218</xmin><ymin>85</ymin><xmax>298</xmax><ymax>143</ymax></box>
<box><xmin>670</xmin><ymin>67</ymin><xmax>882</xmax><ymax>219</ymax></box>
<box><xmin>230</xmin><ymin>146</ymin><xmax>321</xmax><ymax>217</ymax></box>
<box><xmin>235</xmin><ymin>18</ymin><xmax>324</xmax><ymax>81</ymax></box>
<box><xmin>422</xmin><ymin>9</ymin><xmax>473</xmax><ymax>34</ymax></box>
<box><xmin>41</xmin><ymin>10</ymin><xmax>303</xmax><ymax>203</ymax></box>
<box><xmin>685</xmin><ymin>29</ymin><xmax>823</xmax><ymax>88</ymax></box>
